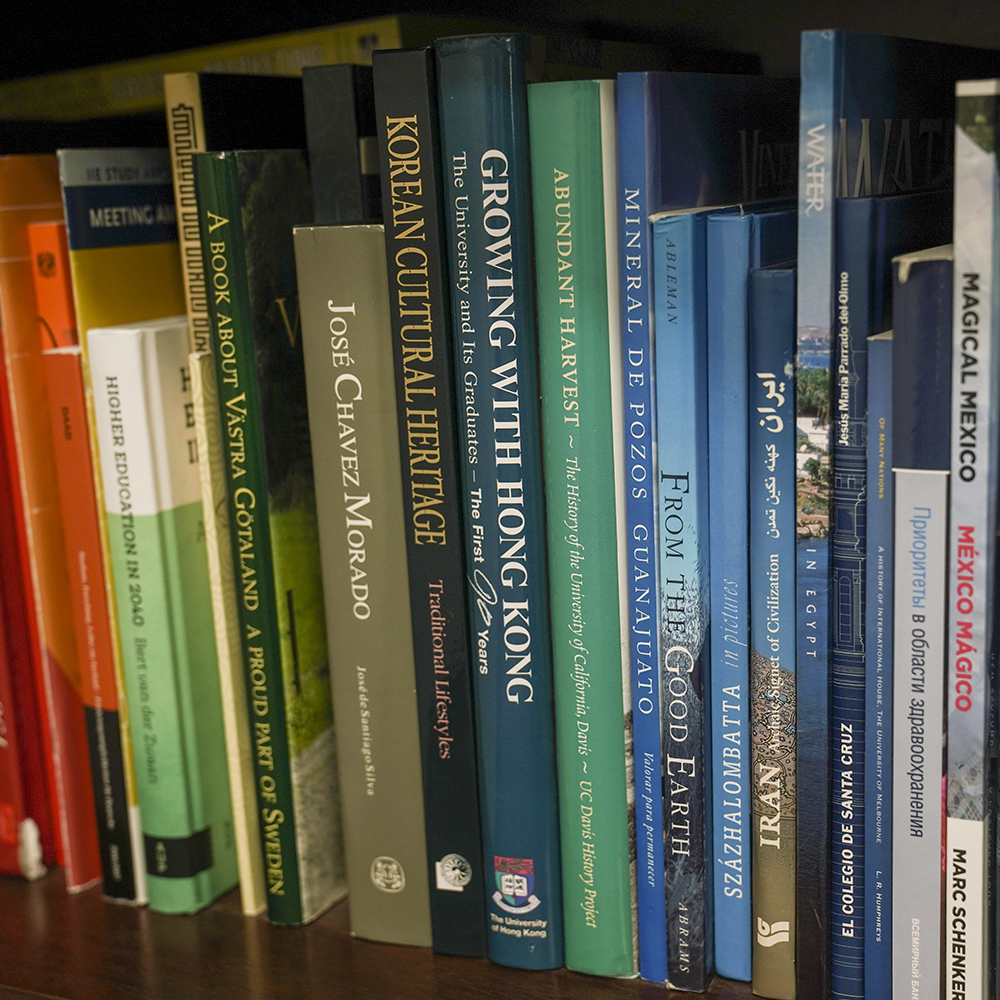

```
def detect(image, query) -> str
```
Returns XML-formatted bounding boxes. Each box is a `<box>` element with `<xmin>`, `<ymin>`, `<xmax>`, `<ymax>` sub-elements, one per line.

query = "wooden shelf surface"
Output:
<box><xmin>0</xmin><ymin>871</ymin><xmax>752</xmax><ymax>1000</ymax></box>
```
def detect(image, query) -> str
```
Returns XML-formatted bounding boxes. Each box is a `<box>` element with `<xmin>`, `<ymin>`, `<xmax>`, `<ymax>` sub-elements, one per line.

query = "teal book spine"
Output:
<box><xmin>193</xmin><ymin>149</ymin><xmax>346</xmax><ymax>926</ymax></box>
<box><xmin>436</xmin><ymin>32</ymin><xmax>564</xmax><ymax>970</ymax></box>
<box><xmin>88</xmin><ymin>316</ymin><xmax>237</xmax><ymax>914</ymax></box>
<box><xmin>528</xmin><ymin>76</ymin><xmax>636</xmax><ymax>977</ymax></box>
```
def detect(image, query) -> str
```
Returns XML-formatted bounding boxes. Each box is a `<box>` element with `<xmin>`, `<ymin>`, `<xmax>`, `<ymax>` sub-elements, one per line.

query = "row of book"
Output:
<box><xmin>3</xmin><ymin>20</ymin><xmax>1000</xmax><ymax>1000</ymax></box>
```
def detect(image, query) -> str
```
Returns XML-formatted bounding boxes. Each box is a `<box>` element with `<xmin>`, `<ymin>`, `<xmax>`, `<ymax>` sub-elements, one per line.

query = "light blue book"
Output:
<box><xmin>705</xmin><ymin>207</ymin><xmax>794</xmax><ymax>982</ymax></box>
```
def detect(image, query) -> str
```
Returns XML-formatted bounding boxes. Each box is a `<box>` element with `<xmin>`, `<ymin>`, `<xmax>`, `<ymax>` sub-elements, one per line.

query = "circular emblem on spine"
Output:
<box><xmin>371</xmin><ymin>856</ymin><xmax>406</xmax><ymax>893</ymax></box>
<box><xmin>439</xmin><ymin>853</ymin><xmax>473</xmax><ymax>888</ymax></box>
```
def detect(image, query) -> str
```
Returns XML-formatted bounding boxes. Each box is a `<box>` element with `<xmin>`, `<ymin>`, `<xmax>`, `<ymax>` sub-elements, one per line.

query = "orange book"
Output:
<box><xmin>29</xmin><ymin>218</ymin><xmax>142</xmax><ymax>900</ymax></box>
<box><xmin>0</xmin><ymin>156</ymin><xmax>100</xmax><ymax>892</ymax></box>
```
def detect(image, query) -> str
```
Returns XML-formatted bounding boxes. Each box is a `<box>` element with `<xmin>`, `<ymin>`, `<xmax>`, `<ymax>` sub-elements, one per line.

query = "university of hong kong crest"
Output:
<box><xmin>493</xmin><ymin>856</ymin><xmax>541</xmax><ymax>914</ymax></box>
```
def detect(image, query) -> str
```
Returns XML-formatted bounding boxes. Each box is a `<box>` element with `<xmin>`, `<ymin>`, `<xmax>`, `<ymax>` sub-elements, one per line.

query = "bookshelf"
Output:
<box><xmin>0</xmin><ymin>3</ymin><xmax>992</xmax><ymax>999</ymax></box>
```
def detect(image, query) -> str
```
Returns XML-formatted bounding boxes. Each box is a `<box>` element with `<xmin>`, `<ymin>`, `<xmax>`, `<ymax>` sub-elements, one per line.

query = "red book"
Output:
<box><xmin>0</xmin><ymin>156</ymin><xmax>100</xmax><ymax>891</ymax></box>
<box><xmin>0</xmin><ymin>546</ymin><xmax>48</xmax><ymax>879</ymax></box>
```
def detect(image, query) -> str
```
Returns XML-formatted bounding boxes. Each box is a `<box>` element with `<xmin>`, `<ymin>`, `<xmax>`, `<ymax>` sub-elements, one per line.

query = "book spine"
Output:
<box><xmin>704</xmin><ymin>212</ymin><xmax>754</xmax><ymax>984</ymax></box>
<box><xmin>304</xmin><ymin>64</ymin><xmax>381</xmax><ymax>226</ymax></box>
<box><xmin>60</xmin><ymin>146</ymin><xmax>192</xmax><ymax>908</ymax></box>
<box><xmin>653</xmin><ymin>212</ymin><xmax>712</xmax><ymax>991</ymax></box>
<box><xmin>795</xmin><ymin>31</ymin><xmax>839</xmax><ymax>1000</ymax></box>
<box><xmin>0</xmin><ymin>155</ymin><xmax>101</xmax><ymax>892</ymax></box>
<box><xmin>747</xmin><ymin>264</ymin><xmax>798</xmax><ymax>1000</ymax></box>
<box><xmin>29</xmin><ymin>216</ymin><xmax>140</xmax><ymax>899</ymax></box>
<box><xmin>947</xmin><ymin>82</ymin><xmax>1000</xmax><ymax>1000</ymax></box>
<box><xmin>88</xmin><ymin>320</ymin><xmax>237</xmax><ymax>914</ymax></box>
<box><xmin>829</xmin><ymin>195</ymin><xmax>876</xmax><ymax>996</ymax></box>
<box><xmin>205</xmin><ymin>149</ymin><xmax>344</xmax><ymax>927</ymax></box>
<box><xmin>41</xmin><ymin>346</ymin><xmax>141</xmax><ymax>900</ymax></box>
<box><xmin>864</xmin><ymin>332</ymin><xmax>893</xmax><ymax>1000</ymax></box>
<box><xmin>0</xmin><ymin>586</ymin><xmax>45</xmax><ymax>878</ymax></box>
<box><xmin>194</xmin><ymin>151</ymin><xmax>310</xmax><ymax>926</ymax></box>
<box><xmin>891</xmin><ymin>253</ymin><xmax>952</xmax><ymax>1000</ymax></box>
<box><xmin>164</xmin><ymin>73</ymin><xmax>213</xmax><ymax>354</ymax></box>
<box><xmin>616</xmin><ymin>71</ymin><xmax>666</xmax><ymax>986</ymax></box>
<box><xmin>295</xmin><ymin>223</ymin><xmax>432</xmax><ymax>948</ymax></box>
<box><xmin>436</xmin><ymin>33</ymin><xmax>564</xmax><ymax>970</ymax></box>
<box><xmin>372</xmin><ymin>45</ymin><xmax>488</xmax><ymax>958</ymax></box>
<box><xmin>529</xmin><ymin>77</ymin><xmax>636</xmax><ymax>977</ymax></box>
<box><xmin>189</xmin><ymin>350</ymin><xmax>266</xmax><ymax>917</ymax></box>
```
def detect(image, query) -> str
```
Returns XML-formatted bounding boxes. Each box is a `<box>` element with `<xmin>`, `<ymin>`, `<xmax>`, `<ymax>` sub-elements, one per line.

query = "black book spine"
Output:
<box><xmin>303</xmin><ymin>63</ymin><xmax>381</xmax><ymax>225</ymax></box>
<box><xmin>372</xmin><ymin>45</ymin><xmax>488</xmax><ymax>959</ymax></box>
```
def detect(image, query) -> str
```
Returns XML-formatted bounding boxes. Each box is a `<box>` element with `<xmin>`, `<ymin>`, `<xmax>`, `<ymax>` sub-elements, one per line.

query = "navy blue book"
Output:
<box><xmin>747</xmin><ymin>262</ymin><xmax>797</xmax><ymax>1000</ymax></box>
<box><xmin>616</xmin><ymin>71</ymin><xmax>798</xmax><ymax>984</ymax></box>
<box><xmin>891</xmin><ymin>246</ymin><xmax>952</xmax><ymax>1000</ymax></box>
<box><xmin>434</xmin><ymin>33</ymin><xmax>563</xmax><ymax>970</ymax></box>
<box><xmin>863</xmin><ymin>329</ymin><xmax>893</xmax><ymax>1000</ymax></box>
<box><xmin>372</xmin><ymin>45</ymin><xmax>488</xmax><ymax>959</ymax></box>
<box><xmin>829</xmin><ymin>189</ymin><xmax>951</xmax><ymax>993</ymax></box>
<box><xmin>705</xmin><ymin>207</ymin><xmax>795</xmax><ymax>983</ymax></box>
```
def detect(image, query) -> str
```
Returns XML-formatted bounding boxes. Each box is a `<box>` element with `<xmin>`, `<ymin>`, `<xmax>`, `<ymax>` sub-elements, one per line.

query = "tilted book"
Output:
<box><xmin>828</xmin><ymin>187</ymin><xmax>951</xmax><ymax>990</ymax></box>
<box><xmin>795</xmin><ymin>33</ymin><xmax>1000</xmax><ymax>998</ymax></box>
<box><xmin>614</xmin><ymin>71</ymin><xmax>798</xmax><ymax>984</ymax></box>
<box><xmin>652</xmin><ymin>207</ymin><xmax>719</xmax><ymax>992</ymax></box>
<box><xmin>529</xmin><ymin>76</ymin><xmax>637</xmax><ymax>978</ymax></box>
<box><xmin>747</xmin><ymin>262</ymin><xmax>798</xmax><ymax>1000</ymax></box>
<box><xmin>60</xmin><ymin>145</ymin><xmax>194</xmax><ymax>906</ymax></box>
<box><xmin>947</xmin><ymin>81</ymin><xmax>1000</xmax><ymax>1000</ymax></box>
<box><xmin>891</xmin><ymin>245</ymin><xmax>953</xmax><ymax>1000</ymax></box>
<box><xmin>0</xmin><ymin>155</ymin><xmax>101</xmax><ymax>892</ymax></box>
<box><xmin>705</xmin><ymin>207</ymin><xmax>795</xmax><ymax>983</ymax></box>
<box><xmin>864</xmin><ymin>329</ymin><xmax>893</xmax><ymax>999</ymax></box>
<box><xmin>303</xmin><ymin>63</ymin><xmax>380</xmax><ymax>226</ymax></box>
<box><xmin>435</xmin><ymin>33</ymin><xmax>563</xmax><ymax>970</ymax></box>
<box><xmin>194</xmin><ymin>148</ymin><xmax>346</xmax><ymax>926</ymax></box>
<box><xmin>372</xmin><ymin>45</ymin><xmax>487</xmax><ymax>957</ymax></box>
<box><xmin>294</xmin><ymin>222</ymin><xmax>433</xmax><ymax>948</ymax></box>
<box><xmin>164</xmin><ymin>70</ymin><xmax>307</xmax><ymax>353</ymax></box>
<box><xmin>88</xmin><ymin>316</ymin><xmax>237</xmax><ymax>914</ymax></box>
<box><xmin>189</xmin><ymin>351</ymin><xmax>266</xmax><ymax>916</ymax></box>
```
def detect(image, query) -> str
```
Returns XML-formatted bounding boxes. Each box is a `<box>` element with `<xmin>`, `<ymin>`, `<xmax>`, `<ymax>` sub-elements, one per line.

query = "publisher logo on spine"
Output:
<box><xmin>492</xmin><ymin>856</ymin><xmax>541</xmax><ymax>914</ymax></box>
<box><xmin>756</xmin><ymin>917</ymin><xmax>791</xmax><ymax>947</ymax></box>
<box><xmin>370</xmin><ymin>857</ymin><xmax>405</xmax><ymax>893</ymax></box>
<box><xmin>435</xmin><ymin>853</ymin><xmax>473</xmax><ymax>892</ymax></box>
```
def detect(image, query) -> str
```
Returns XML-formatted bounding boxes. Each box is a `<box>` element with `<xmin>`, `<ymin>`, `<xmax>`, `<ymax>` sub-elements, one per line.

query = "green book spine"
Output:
<box><xmin>193</xmin><ymin>149</ymin><xmax>346</xmax><ymax>926</ymax></box>
<box><xmin>528</xmin><ymin>77</ymin><xmax>637</xmax><ymax>976</ymax></box>
<box><xmin>294</xmin><ymin>222</ymin><xmax>432</xmax><ymax>948</ymax></box>
<box><xmin>88</xmin><ymin>317</ymin><xmax>237</xmax><ymax>914</ymax></box>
